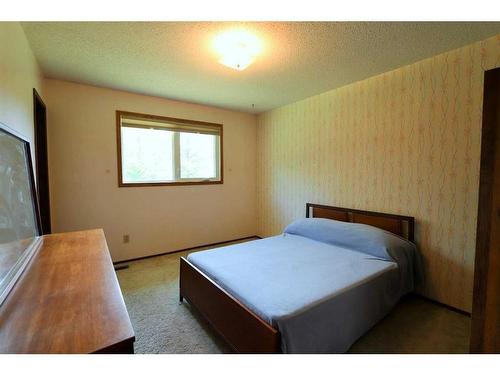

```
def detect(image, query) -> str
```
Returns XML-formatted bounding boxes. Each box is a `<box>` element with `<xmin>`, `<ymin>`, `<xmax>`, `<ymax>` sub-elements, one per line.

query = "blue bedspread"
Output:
<box><xmin>187</xmin><ymin>221</ymin><xmax>419</xmax><ymax>353</ymax></box>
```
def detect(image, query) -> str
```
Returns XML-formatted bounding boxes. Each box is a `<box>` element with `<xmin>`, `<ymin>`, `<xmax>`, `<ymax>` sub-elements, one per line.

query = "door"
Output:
<box><xmin>470</xmin><ymin>67</ymin><xmax>500</xmax><ymax>353</ymax></box>
<box><xmin>33</xmin><ymin>89</ymin><xmax>51</xmax><ymax>234</ymax></box>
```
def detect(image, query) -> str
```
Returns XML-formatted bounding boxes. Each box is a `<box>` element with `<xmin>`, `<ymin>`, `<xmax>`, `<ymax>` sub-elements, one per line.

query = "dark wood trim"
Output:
<box><xmin>412</xmin><ymin>293</ymin><xmax>471</xmax><ymax>317</ymax></box>
<box><xmin>470</xmin><ymin>67</ymin><xmax>500</xmax><ymax>353</ymax></box>
<box><xmin>116</xmin><ymin>111</ymin><xmax>123</xmax><ymax>187</ymax></box>
<box><xmin>33</xmin><ymin>89</ymin><xmax>51</xmax><ymax>234</ymax></box>
<box><xmin>113</xmin><ymin>235</ymin><xmax>260</xmax><ymax>265</ymax></box>
<box><xmin>116</xmin><ymin>110</ymin><xmax>223</xmax><ymax>187</ymax></box>
<box><xmin>119</xmin><ymin>180</ymin><xmax>223</xmax><ymax>187</ymax></box>
<box><xmin>306</xmin><ymin>203</ymin><xmax>415</xmax><ymax>242</ymax></box>
<box><xmin>180</xmin><ymin>257</ymin><xmax>281</xmax><ymax>353</ymax></box>
<box><xmin>117</xmin><ymin>110</ymin><xmax>224</xmax><ymax>128</ymax></box>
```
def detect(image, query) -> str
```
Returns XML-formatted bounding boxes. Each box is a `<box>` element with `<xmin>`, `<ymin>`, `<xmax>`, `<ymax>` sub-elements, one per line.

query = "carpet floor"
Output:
<box><xmin>116</xmin><ymin>241</ymin><xmax>471</xmax><ymax>354</ymax></box>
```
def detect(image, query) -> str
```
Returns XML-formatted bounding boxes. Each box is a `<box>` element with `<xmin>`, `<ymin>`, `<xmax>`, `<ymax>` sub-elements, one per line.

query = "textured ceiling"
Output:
<box><xmin>22</xmin><ymin>22</ymin><xmax>500</xmax><ymax>114</ymax></box>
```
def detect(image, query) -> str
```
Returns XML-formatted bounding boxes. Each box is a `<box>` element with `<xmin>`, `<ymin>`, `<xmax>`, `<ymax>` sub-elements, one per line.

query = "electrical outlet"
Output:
<box><xmin>123</xmin><ymin>234</ymin><xmax>130</xmax><ymax>244</ymax></box>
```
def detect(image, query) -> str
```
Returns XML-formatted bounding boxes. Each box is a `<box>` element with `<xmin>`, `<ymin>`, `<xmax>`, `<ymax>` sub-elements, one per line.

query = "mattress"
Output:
<box><xmin>186</xmin><ymin>231</ymin><xmax>416</xmax><ymax>353</ymax></box>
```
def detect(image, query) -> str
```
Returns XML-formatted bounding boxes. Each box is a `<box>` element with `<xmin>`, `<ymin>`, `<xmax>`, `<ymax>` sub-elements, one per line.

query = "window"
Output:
<box><xmin>116</xmin><ymin>111</ymin><xmax>222</xmax><ymax>186</ymax></box>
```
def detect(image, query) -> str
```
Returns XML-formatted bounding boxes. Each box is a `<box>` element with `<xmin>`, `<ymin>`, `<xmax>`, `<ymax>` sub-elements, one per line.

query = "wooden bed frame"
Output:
<box><xmin>179</xmin><ymin>203</ymin><xmax>415</xmax><ymax>353</ymax></box>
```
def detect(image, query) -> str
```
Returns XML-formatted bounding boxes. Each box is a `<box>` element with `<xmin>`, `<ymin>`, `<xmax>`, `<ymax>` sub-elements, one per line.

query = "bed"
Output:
<box><xmin>179</xmin><ymin>203</ymin><xmax>420</xmax><ymax>353</ymax></box>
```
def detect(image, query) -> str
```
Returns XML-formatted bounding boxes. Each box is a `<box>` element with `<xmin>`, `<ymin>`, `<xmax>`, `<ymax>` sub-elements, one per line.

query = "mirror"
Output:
<box><xmin>0</xmin><ymin>122</ymin><xmax>42</xmax><ymax>305</ymax></box>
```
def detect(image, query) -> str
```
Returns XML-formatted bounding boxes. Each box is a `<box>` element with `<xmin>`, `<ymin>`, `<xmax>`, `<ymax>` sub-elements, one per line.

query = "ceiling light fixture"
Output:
<box><xmin>213</xmin><ymin>29</ymin><xmax>262</xmax><ymax>71</ymax></box>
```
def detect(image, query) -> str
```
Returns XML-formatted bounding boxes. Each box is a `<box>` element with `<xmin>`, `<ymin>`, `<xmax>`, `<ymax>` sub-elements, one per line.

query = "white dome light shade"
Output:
<box><xmin>213</xmin><ymin>29</ymin><xmax>262</xmax><ymax>71</ymax></box>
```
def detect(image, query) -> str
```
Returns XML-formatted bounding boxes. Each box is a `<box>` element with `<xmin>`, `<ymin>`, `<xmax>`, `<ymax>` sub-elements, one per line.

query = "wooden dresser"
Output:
<box><xmin>0</xmin><ymin>229</ymin><xmax>135</xmax><ymax>353</ymax></box>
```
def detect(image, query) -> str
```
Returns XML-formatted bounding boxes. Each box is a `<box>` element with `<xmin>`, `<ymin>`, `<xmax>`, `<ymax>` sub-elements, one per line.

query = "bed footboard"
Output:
<box><xmin>179</xmin><ymin>257</ymin><xmax>281</xmax><ymax>353</ymax></box>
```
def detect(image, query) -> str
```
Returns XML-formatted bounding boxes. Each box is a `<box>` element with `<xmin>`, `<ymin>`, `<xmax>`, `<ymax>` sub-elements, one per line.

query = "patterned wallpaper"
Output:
<box><xmin>257</xmin><ymin>34</ymin><xmax>500</xmax><ymax>312</ymax></box>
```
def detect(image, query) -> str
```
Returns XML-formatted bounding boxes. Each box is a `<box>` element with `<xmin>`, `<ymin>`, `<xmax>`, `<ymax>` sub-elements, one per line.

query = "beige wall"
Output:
<box><xmin>44</xmin><ymin>79</ymin><xmax>257</xmax><ymax>262</ymax></box>
<box><xmin>257</xmin><ymin>34</ymin><xmax>500</xmax><ymax>312</ymax></box>
<box><xmin>0</xmin><ymin>22</ymin><xmax>44</xmax><ymax>154</ymax></box>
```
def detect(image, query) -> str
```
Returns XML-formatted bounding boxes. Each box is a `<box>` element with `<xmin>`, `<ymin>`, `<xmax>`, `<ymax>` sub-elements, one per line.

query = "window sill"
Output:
<box><xmin>118</xmin><ymin>180</ymin><xmax>223</xmax><ymax>187</ymax></box>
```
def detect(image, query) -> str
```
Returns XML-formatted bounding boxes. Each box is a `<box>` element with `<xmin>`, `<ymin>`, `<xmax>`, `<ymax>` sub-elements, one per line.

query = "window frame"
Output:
<box><xmin>116</xmin><ymin>110</ymin><xmax>223</xmax><ymax>187</ymax></box>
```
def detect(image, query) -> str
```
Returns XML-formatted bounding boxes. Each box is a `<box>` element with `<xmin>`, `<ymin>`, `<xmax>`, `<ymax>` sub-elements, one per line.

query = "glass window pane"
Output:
<box><xmin>179</xmin><ymin>133</ymin><xmax>217</xmax><ymax>179</ymax></box>
<box><xmin>121</xmin><ymin>127</ymin><xmax>173</xmax><ymax>183</ymax></box>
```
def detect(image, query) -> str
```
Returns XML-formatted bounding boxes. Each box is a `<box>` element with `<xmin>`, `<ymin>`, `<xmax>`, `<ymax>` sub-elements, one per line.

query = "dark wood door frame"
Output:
<box><xmin>33</xmin><ymin>88</ymin><xmax>51</xmax><ymax>234</ymax></box>
<box><xmin>470</xmin><ymin>67</ymin><xmax>500</xmax><ymax>353</ymax></box>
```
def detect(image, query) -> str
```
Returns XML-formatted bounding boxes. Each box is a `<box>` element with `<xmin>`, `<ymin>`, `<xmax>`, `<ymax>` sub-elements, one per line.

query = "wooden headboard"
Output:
<box><xmin>305</xmin><ymin>203</ymin><xmax>415</xmax><ymax>242</ymax></box>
